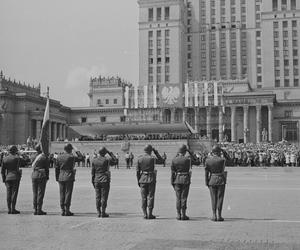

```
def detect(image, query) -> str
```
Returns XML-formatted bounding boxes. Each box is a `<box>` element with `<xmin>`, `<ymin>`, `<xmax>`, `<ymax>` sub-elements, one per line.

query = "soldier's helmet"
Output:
<box><xmin>144</xmin><ymin>144</ymin><xmax>153</xmax><ymax>153</ymax></box>
<box><xmin>211</xmin><ymin>145</ymin><xmax>222</xmax><ymax>155</ymax></box>
<box><xmin>9</xmin><ymin>145</ymin><xmax>18</xmax><ymax>154</ymax></box>
<box><xmin>98</xmin><ymin>147</ymin><xmax>107</xmax><ymax>156</ymax></box>
<box><xmin>178</xmin><ymin>144</ymin><xmax>187</xmax><ymax>154</ymax></box>
<box><xmin>35</xmin><ymin>144</ymin><xmax>42</xmax><ymax>153</ymax></box>
<box><xmin>64</xmin><ymin>143</ymin><xmax>73</xmax><ymax>152</ymax></box>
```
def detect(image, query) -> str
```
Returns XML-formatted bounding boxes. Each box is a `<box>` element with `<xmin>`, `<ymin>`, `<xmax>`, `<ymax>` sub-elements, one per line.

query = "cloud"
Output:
<box><xmin>65</xmin><ymin>65</ymin><xmax>108</xmax><ymax>89</ymax></box>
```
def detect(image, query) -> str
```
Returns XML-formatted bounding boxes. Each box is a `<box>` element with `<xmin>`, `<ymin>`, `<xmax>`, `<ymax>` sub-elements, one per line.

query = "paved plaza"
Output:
<box><xmin>0</xmin><ymin>167</ymin><xmax>300</xmax><ymax>250</ymax></box>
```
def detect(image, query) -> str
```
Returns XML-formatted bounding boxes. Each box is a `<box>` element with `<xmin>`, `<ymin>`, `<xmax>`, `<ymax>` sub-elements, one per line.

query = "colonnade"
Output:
<box><xmin>31</xmin><ymin>119</ymin><xmax>67</xmax><ymax>141</ymax></box>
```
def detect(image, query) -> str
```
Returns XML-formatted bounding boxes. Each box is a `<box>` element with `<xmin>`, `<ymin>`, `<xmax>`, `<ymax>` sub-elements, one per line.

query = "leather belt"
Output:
<box><xmin>141</xmin><ymin>171</ymin><xmax>154</xmax><ymax>174</ymax></box>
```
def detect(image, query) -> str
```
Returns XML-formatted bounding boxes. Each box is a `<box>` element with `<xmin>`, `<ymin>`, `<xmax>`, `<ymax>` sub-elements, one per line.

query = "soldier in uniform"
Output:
<box><xmin>171</xmin><ymin>144</ymin><xmax>200</xmax><ymax>220</ymax></box>
<box><xmin>31</xmin><ymin>145</ymin><xmax>49</xmax><ymax>215</ymax></box>
<box><xmin>55</xmin><ymin>143</ymin><xmax>83</xmax><ymax>216</ymax></box>
<box><xmin>205</xmin><ymin>145</ymin><xmax>229</xmax><ymax>222</ymax></box>
<box><xmin>1</xmin><ymin>145</ymin><xmax>26</xmax><ymax>214</ymax></box>
<box><xmin>91</xmin><ymin>147</ymin><xmax>117</xmax><ymax>218</ymax></box>
<box><xmin>136</xmin><ymin>144</ymin><xmax>164</xmax><ymax>219</ymax></box>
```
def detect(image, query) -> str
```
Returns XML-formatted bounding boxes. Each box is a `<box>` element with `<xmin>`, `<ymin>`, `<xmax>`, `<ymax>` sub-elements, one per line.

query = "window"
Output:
<box><xmin>149</xmin><ymin>67</ymin><xmax>153</xmax><ymax>74</ymax></box>
<box><xmin>283</xmin><ymin>40</ymin><xmax>288</xmax><ymax>47</ymax></box>
<box><xmin>257</xmin><ymin>49</ymin><xmax>261</xmax><ymax>55</ymax></box>
<box><xmin>284</xmin><ymin>79</ymin><xmax>289</xmax><ymax>87</ymax></box>
<box><xmin>275</xmin><ymin>70</ymin><xmax>280</xmax><ymax>76</ymax></box>
<box><xmin>282</xmin><ymin>0</ymin><xmax>287</xmax><ymax>10</ymax></box>
<box><xmin>157</xmin><ymin>30</ymin><xmax>161</xmax><ymax>37</ymax></box>
<box><xmin>188</xmin><ymin>10</ymin><xmax>192</xmax><ymax>17</ymax></box>
<box><xmin>284</xmin><ymin>69</ymin><xmax>289</xmax><ymax>76</ymax></box>
<box><xmin>274</xmin><ymin>41</ymin><xmax>279</xmax><ymax>47</ymax></box>
<box><xmin>149</xmin><ymin>75</ymin><xmax>153</xmax><ymax>83</ymax></box>
<box><xmin>273</xmin><ymin>0</ymin><xmax>278</xmax><ymax>11</ymax></box>
<box><xmin>257</xmin><ymin>67</ymin><xmax>262</xmax><ymax>73</ymax></box>
<box><xmin>100</xmin><ymin>116</ymin><xmax>106</xmax><ymax>122</ymax></box>
<box><xmin>120</xmin><ymin>116</ymin><xmax>125</xmax><ymax>122</ymax></box>
<box><xmin>275</xmin><ymin>60</ymin><xmax>280</xmax><ymax>66</ymax></box>
<box><xmin>165</xmin><ymin>75</ymin><xmax>170</xmax><ymax>83</ymax></box>
<box><xmin>165</xmin><ymin>7</ymin><xmax>170</xmax><ymax>20</ymax></box>
<box><xmin>285</xmin><ymin>110</ymin><xmax>292</xmax><ymax>118</ymax></box>
<box><xmin>274</xmin><ymin>50</ymin><xmax>279</xmax><ymax>57</ymax></box>
<box><xmin>257</xmin><ymin>58</ymin><xmax>261</xmax><ymax>64</ymax></box>
<box><xmin>292</xmin><ymin>30</ymin><xmax>297</xmax><ymax>36</ymax></box>
<box><xmin>149</xmin><ymin>58</ymin><xmax>153</xmax><ymax>64</ymax></box>
<box><xmin>81</xmin><ymin>117</ymin><xmax>87</xmax><ymax>123</ymax></box>
<box><xmin>273</xmin><ymin>22</ymin><xmax>279</xmax><ymax>28</ymax></box>
<box><xmin>294</xmin><ymin>68</ymin><xmax>299</xmax><ymax>75</ymax></box>
<box><xmin>274</xmin><ymin>31</ymin><xmax>279</xmax><ymax>38</ymax></box>
<box><xmin>105</xmin><ymin>99</ymin><xmax>109</xmax><ymax>104</ymax></box>
<box><xmin>283</xmin><ymin>31</ymin><xmax>288</xmax><ymax>37</ymax></box>
<box><xmin>165</xmin><ymin>57</ymin><xmax>170</xmax><ymax>63</ymax></box>
<box><xmin>292</xmin><ymin>20</ymin><xmax>297</xmax><ymax>28</ymax></box>
<box><xmin>293</xmin><ymin>40</ymin><xmax>298</xmax><ymax>47</ymax></box>
<box><xmin>284</xmin><ymin>59</ymin><xmax>289</xmax><ymax>66</ymax></box>
<box><xmin>149</xmin><ymin>40</ymin><xmax>153</xmax><ymax>47</ymax></box>
<box><xmin>157</xmin><ymin>8</ymin><xmax>162</xmax><ymax>21</ymax></box>
<box><xmin>257</xmin><ymin>40</ymin><xmax>261</xmax><ymax>46</ymax></box>
<box><xmin>97</xmin><ymin>99</ymin><xmax>101</xmax><ymax>106</ymax></box>
<box><xmin>256</xmin><ymin>14</ymin><xmax>260</xmax><ymax>20</ymax></box>
<box><xmin>148</xmin><ymin>8</ymin><xmax>153</xmax><ymax>21</ymax></box>
<box><xmin>294</xmin><ymin>79</ymin><xmax>299</xmax><ymax>86</ymax></box>
<box><xmin>157</xmin><ymin>48</ymin><xmax>161</xmax><ymax>56</ymax></box>
<box><xmin>165</xmin><ymin>48</ymin><xmax>170</xmax><ymax>55</ymax></box>
<box><xmin>165</xmin><ymin>65</ymin><xmax>169</xmax><ymax>73</ymax></box>
<box><xmin>165</xmin><ymin>29</ymin><xmax>170</xmax><ymax>37</ymax></box>
<box><xmin>149</xmin><ymin>31</ymin><xmax>153</xmax><ymax>38</ymax></box>
<box><xmin>256</xmin><ymin>5</ymin><xmax>260</xmax><ymax>11</ymax></box>
<box><xmin>293</xmin><ymin>50</ymin><xmax>298</xmax><ymax>56</ymax></box>
<box><xmin>275</xmin><ymin>80</ymin><xmax>280</xmax><ymax>87</ymax></box>
<box><xmin>187</xmin><ymin>36</ymin><xmax>192</xmax><ymax>42</ymax></box>
<box><xmin>148</xmin><ymin>49</ymin><xmax>153</xmax><ymax>56</ymax></box>
<box><xmin>113</xmin><ymin>99</ymin><xmax>117</xmax><ymax>104</ymax></box>
<box><xmin>291</xmin><ymin>0</ymin><xmax>296</xmax><ymax>10</ymax></box>
<box><xmin>257</xmin><ymin>76</ymin><xmax>262</xmax><ymax>82</ymax></box>
<box><xmin>157</xmin><ymin>66</ymin><xmax>161</xmax><ymax>74</ymax></box>
<box><xmin>283</xmin><ymin>21</ymin><xmax>288</xmax><ymax>28</ymax></box>
<box><xmin>231</xmin><ymin>16</ymin><xmax>236</xmax><ymax>22</ymax></box>
<box><xmin>157</xmin><ymin>74</ymin><xmax>161</xmax><ymax>83</ymax></box>
<box><xmin>256</xmin><ymin>31</ymin><xmax>261</xmax><ymax>37</ymax></box>
<box><xmin>294</xmin><ymin>59</ymin><xmax>298</xmax><ymax>66</ymax></box>
<box><xmin>157</xmin><ymin>58</ymin><xmax>162</xmax><ymax>64</ymax></box>
<box><xmin>284</xmin><ymin>50</ymin><xmax>289</xmax><ymax>56</ymax></box>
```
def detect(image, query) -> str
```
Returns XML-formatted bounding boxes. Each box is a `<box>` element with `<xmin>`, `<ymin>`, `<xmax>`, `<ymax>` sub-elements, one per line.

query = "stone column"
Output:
<box><xmin>268</xmin><ymin>105</ymin><xmax>273</xmax><ymax>142</ymax></box>
<box><xmin>182</xmin><ymin>108</ymin><xmax>186</xmax><ymax>122</ymax></box>
<box><xmin>206</xmin><ymin>107</ymin><xmax>211</xmax><ymax>139</ymax></box>
<box><xmin>53</xmin><ymin>122</ymin><xmax>57</xmax><ymax>141</ymax></box>
<box><xmin>170</xmin><ymin>108</ymin><xmax>175</xmax><ymax>123</ymax></box>
<box><xmin>231</xmin><ymin>106</ymin><xmax>236</xmax><ymax>142</ymax></box>
<box><xmin>256</xmin><ymin>106</ymin><xmax>261</xmax><ymax>143</ymax></box>
<box><xmin>243</xmin><ymin>106</ymin><xmax>249</xmax><ymax>143</ymax></box>
<box><xmin>219</xmin><ymin>107</ymin><xmax>224</xmax><ymax>142</ymax></box>
<box><xmin>64</xmin><ymin>125</ymin><xmax>68</xmax><ymax>140</ymax></box>
<box><xmin>194</xmin><ymin>108</ymin><xmax>199</xmax><ymax>133</ymax></box>
<box><xmin>49</xmin><ymin>122</ymin><xmax>52</xmax><ymax>141</ymax></box>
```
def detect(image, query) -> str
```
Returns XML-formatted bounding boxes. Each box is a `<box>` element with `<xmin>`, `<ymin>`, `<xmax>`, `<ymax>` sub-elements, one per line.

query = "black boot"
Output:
<box><xmin>7</xmin><ymin>202</ymin><xmax>12</xmax><ymax>214</ymax></box>
<box><xmin>176</xmin><ymin>209</ymin><xmax>181</xmax><ymax>220</ymax></box>
<box><xmin>33</xmin><ymin>204</ymin><xmax>38</xmax><ymax>215</ymax></box>
<box><xmin>181</xmin><ymin>209</ymin><xmax>189</xmax><ymax>220</ymax></box>
<box><xmin>142</xmin><ymin>208</ymin><xmax>148</xmax><ymax>219</ymax></box>
<box><xmin>217</xmin><ymin>210</ymin><xmax>224</xmax><ymax>222</ymax></box>
<box><xmin>148</xmin><ymin>208</ymin><xmax>156</xmax><ymax>219</ymax></box>
<box><xmin>211</xmin><ymin>211</ymin><xmax>217</xmax><ymax>222</ymax></box>
<box><xmin>11</xmin><ymin>205</ymin><xmax>20</xmax><ymax>214</ymax></box>
<box><xmin>61</xmin><ymin>205</ymin><xmax>65</xmax><ymax>216</ymax></box>
<box><xmin>97</xmin><ymin>208</ymin><xmax>101</xmax><ymax>218</ymax></box>
<box><xmin>37</xmin><ymin>206</ymin><xmax>47</xmax><ymax>215</ymax></box>
<box><xmin>65</xmin><ymin>206</ymin><xmax>74</xmax><ymax>216</ymax></box>
<box><xmin>101</xmin><ymin>207</ymin><xmax>109</xmax><ymax>218</ymax></box>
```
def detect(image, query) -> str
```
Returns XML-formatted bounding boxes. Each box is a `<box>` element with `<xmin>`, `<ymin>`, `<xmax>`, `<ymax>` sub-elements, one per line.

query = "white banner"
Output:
<box><xmin>134</xmin><ymin>86</ymin><xmax>138</xmax><ymax>109</ymax></box>
<box><xmin>144</xmin><ymin>85</ymin><xmax>148</xmax><ymax>108</ymax></box>
<box><xmin>214</xmin><ymin>81</ymin><xmax>218</xmax><ymax>106</ymax></box>
<box><xmin>194</xmin><ymin>82</ymin><xmax>198</xmax><ymax>107</ymax></box>
<box><xmin>184</xmin><ymin>83</ymin><xmax>189</xmax><ymax>107</ymax></box>
<box><xmin>125</xmin><ymin>86</ymin><xmax>129</xmax><ymax>108</ymax></box>
<box><xmin>153</xmin><ymin>85</ymin><xmax>157</xmax><ymax>108</ymax></box>
<box><xmin>204</xmin><ymin>82</ymin><xmax>208</xmax><ymax>106</ymax></box>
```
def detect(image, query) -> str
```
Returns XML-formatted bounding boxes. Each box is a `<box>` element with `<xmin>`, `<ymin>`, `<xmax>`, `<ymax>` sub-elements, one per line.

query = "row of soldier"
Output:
<box><xmin>1</xmin><ymin>143</ymin><xmax>228</xmax><ymax>221</ymax></box>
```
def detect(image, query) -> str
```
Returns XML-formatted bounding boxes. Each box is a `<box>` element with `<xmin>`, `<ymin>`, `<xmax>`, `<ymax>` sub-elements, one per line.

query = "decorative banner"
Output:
<box><xmin>204</xmin><ymin>82</ymin><xmax>208</xmax><ymax>106</ymax></box>
<box><xmin>194</xmin><ymin>82</ymin><xmax>198</xmax><ymax>107</ymax></box>
<box><xmin>134</xmin><ymin>86</ymin><xmax>138</xmax><ymax>109</ymax></box>
<box><xmin>184</xmin><ymin>83</ymin><xmax>189</xmax><ymax>107</ymax></box>
<box><xmin>214</xmin><ymin>81</ymin><xmax>218</xmax><ymax>106</ymax></box>
<box><xmin>159</xmin><ymin>84</ymin><xmax>182</xmax><ymax>107</ymax></box>
<box><xmin>125</xmin><ymin>86</ymin><xmax>129</xmax><ymax>108</ymax></box>
<box><xmin>143</xmin><ymin>85</ymin><xmax>148</xmax><ymax>108</ymax></box>
<box><xmin>153</xmin><ymin>85</ymin><xmax>157</xmax><ymax>108</ymax></box>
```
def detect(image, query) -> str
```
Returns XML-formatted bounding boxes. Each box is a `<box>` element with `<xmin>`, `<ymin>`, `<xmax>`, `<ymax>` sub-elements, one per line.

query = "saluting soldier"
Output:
<box><xmin>205</xmin><ymin>145</ymin><xmax>229</xmax><ymax>222</ymax></box>
<box><xmin>31</xmin><ymin>145</ymin><xmax>50</xmax><ymax>215</ymax></box>
<box><xmin>136</xmin><ymin>144</ymin><xmax>164</xmax><ymax>219</ymax></box>
<box><xmin>171</xmin><ymin>144</ymin><xmax>200</xmax><ymax>220</ymax></box>
<box><xmin>55</xmin><ymin>143</ymin><xmax>83</xmax><ymax>216</ymax></box>
<box><xmin>91</xmin><ymin>147</ymin><xmax>117</xmax><ymax>218</ymax></box>
<box><xmin>1</xmin><ymin>146</ymin><xmax>26</xmax><ymax>214</ymax></box>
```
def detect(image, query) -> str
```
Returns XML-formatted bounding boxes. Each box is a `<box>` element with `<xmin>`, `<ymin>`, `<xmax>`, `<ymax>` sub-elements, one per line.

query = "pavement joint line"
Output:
<box><xmin>70</xmin><ymin>219</ymin><xmax>99</xmax><ymax>229</ymax></box>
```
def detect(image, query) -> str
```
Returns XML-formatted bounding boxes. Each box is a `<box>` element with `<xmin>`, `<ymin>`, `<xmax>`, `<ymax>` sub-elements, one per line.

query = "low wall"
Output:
<box><xmin>51</xmin><ymin>140</ymin><xmax>188</xmax><ymax>167</ymax></box>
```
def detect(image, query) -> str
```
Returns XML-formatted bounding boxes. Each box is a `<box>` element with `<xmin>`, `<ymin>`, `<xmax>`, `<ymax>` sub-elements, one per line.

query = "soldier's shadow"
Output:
<box><xmin>221</xmin><ymin>217</ymin><xmax>276</xmax><ymax>222</ymax></box>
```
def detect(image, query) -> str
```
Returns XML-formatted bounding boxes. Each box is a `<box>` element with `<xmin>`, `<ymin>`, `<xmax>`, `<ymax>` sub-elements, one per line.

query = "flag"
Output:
<box><xmin>214</xmin><ymin>81</ymin><xmax>218</xmax><ymax>106</ymax></box>
<box><xmin>39</xmin><ymin>88</ymin><xmax>50</xmax><ymax>155</ymax></box>
<box><xmin>204</xmin><ymin>82</ymin><xmax>208</xmax><ymax>106</ymax></box>
<box><xmin>184</xmin><ymin>83</ymin><xmax>189</xmax><ymax>107</ymax></box>
<box><xmin>185</xmin><ymin>121</ymin><xmax>198</xmax><ymax>134</ymax></box>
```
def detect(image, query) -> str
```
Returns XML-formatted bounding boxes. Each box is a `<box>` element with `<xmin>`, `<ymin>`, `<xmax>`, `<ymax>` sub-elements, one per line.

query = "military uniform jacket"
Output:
<box><xmin>171</xmin><ymin>154</ymin><xmax>200</xmax><ymax>185</ymax></box>
<box><xmin>136</xmin><ymin>153</ymin><xmax>164</xmax><ymax>184</ymax></box>
<box><xmin>205</xmin><ymin>155</ymin><xmax>226</xmax><ymax>186</ymax></box>
<box><xmin>92</xmin><ymin>156</ymin><xmax>116</xmax><ymax>183</ymax></box>
<box><xmin>31</xmin><ymin>153</ymin><xmax>50</xmax><ymax>180</ymax></box>
<box><xmin>55</xmin><ymin>153</ymin><xmax>82</xmax><ymax>182</ymax></box>
<box><xmin>1</xmin><ymin>154</ymin><xmax>26</xmax><ymax>182</ymax></box>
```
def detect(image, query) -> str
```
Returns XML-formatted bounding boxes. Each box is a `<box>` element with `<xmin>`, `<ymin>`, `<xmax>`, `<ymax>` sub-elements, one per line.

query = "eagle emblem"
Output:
<box><xmin>161</xmin><ymin>86</ymin><xmax>180</xmax><ymax>105</ymax></box>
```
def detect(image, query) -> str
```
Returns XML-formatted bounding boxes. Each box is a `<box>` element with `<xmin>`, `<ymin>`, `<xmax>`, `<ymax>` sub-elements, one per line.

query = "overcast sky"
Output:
<box><xmin>0</xmin><ymin>0</ymin><xmax>139</xmax><ymax>107</ymax></box>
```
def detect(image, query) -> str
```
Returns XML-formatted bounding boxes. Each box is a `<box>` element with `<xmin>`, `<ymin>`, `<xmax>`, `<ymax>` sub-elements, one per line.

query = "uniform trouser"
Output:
<box><xmin>58</xmin><ymin>181</ymin><xmax>74</xmax><ymax>209</ymax></box>
<box><xmin>209</xmin><ymin>185</ymin><xmax>225</xmax><ymax>213</ymax></box>
<box><xmin>5</xmin><ymin>180</ymin><xmax>20</xmax><ymax>210</ymax></box>
<box><xmin>140</xmin><ymin>183</ymin><xmax>156</xmax><ymax>209</ymax></box>
<box><xmin>94</xmin><ymin>182</ymin><xmax>110</xmax><ymax>211</ymax></box>
<box><xmin>32</xmin><ymin>178</ymin><xmax>47</xmax><ymax>209</ymax></box>
<box><xmin>174</xmin><ymin>184</ymin><xmax>190</xmax><ymax>210</ymax></box>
